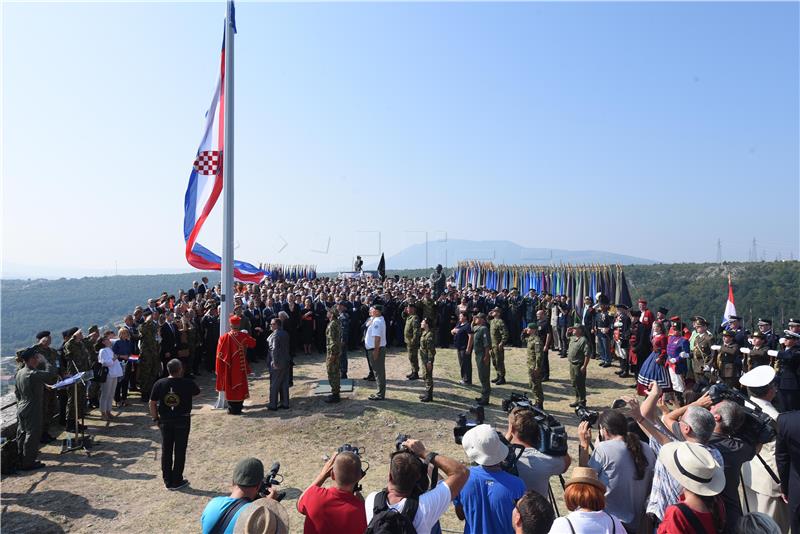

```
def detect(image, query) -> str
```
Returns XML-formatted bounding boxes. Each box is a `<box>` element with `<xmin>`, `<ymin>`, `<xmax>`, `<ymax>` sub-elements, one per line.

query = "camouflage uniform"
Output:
<box><xmin>325</xmin><ymin>314</ymin><xmax>342</xmax><ymax>395</ymax></box>
<box><xmin>15</xmin><ymin>345</ymin><xmax>60</xmax><ymax>430</ymax></box>
<box><xmin>419</xmin><ymin>330</ymin><xmax>436</xmax><ymax>399</ymax></box>
<box><xmin>404</xmin><ymin>314</ymin><xmax>421</xmax><ymax>374</ymax></box>
<box><xmin>421</xmin><ymin>297</ymin><xmax>437</xmax><ymax>343</ymax></box>
<box><xmin>63</xmin><ymin>336</ymin><xmax>92</xmax><ymax>421</ymax></box>
<box><xmin>82</xmin><ymin>335</ymin><xmax>101</xmax><ymax>406</ymax></box>
<box><xmin>522</xmin><ymin>326</ymin><xmax>544</xmax><ymax>407</ymax></box>
<box><xmin>137</xmin><ymin>320</ymin><xmax>160</xmax><ymax>398</ymax></box>
<box><xmin>489</xmin><ymin>316</ymin><xmax>509</xmax><ymax>380</ymax></box>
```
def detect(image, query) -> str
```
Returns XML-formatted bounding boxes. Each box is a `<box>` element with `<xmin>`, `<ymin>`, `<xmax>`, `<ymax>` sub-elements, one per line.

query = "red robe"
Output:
<box><xmin>215</xmin><ymin>330</ymin><xmax>255</xmax><ymax>402</ymax></box>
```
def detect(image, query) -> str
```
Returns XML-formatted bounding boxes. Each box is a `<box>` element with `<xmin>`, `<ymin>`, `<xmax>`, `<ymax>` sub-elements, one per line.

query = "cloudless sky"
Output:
<box><xmin>3</xmin><ymin>1</ymin><xmax>798</xmax><ymax>276</ymax></box>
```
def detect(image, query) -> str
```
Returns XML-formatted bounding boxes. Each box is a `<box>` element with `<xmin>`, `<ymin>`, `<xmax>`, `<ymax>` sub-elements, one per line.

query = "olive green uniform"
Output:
<box><xmin>690</xmin><ymin>331</ymin><xmax>714</xmax><ymax>383</ymax></box>
<box><xmin>421</xmin><ymin>297</ymin><xmax>437</xmax><ymax>343</ymax></box>
<box><xmin>489</xmin><ymin>317</ymin><xmax>509</xmax><ymax>380</ymax></box>
<box><xmin>63</xmin><ymin>337</ymin><xmax>92</xmax><ymax>421</ymax></box>
<box><xmin>404</xmin><ymin>314</ymin><xmax>421</xmax><ymax>374</ymax></box>
<box><xmin>326</xmin><ymin>315</ymin><xmax>342</xmax><ymax>395</ymax></box>
<box><xmin>473</xmin><ymin>324</ymin><xmax>491</xmax><ymax>402</ymax></box>
<box><xmin>82</xmin><ymin>336</ymin><xmax>101</xmax><ymax>405</ymax></box>
<box><xmin>15</xmin><ymin>363</ymin><xmax>57</xmax><ymax>467</ymax></box>
<box><xmin>137</xmin><ymin>320</ymin><xmax>160</xmax><ymax>398</ymax></box>
<box><xmin>522</xmin><ymin>329</ymin><xmax>544</xmax><ymax>407</ymax></box>
<box><xmin>567</xmin><ymin>335</ymin><xmax>589</xmax><ymax>405</ymax></box>
<box><xmin>15</xmin><ymin>345</ymin><xmax>60</xmax><ymax>430</ymax></box>
<box><xmin>420</xmin><ymin>330</ymin><xmax>436</xmax><ymax>398</ymax></box>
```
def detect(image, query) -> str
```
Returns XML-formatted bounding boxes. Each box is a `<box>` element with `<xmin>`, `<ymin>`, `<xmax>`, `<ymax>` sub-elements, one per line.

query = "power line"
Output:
<box><xmin>716</xmin><ymin>238</ymin><xmax>722</xmax><ymax>264</ymax></box>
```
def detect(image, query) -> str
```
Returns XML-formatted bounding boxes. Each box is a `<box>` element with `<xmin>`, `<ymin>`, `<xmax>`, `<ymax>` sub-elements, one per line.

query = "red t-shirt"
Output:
<box><xmin>657</xmin><ymin>495</ymin><xmax>724</xmax><ymax>534</ymax></box>
<box><xmin>297</xmin><ymin>485</ymin><xmax>367</xmax><ymax>534</ymax></box>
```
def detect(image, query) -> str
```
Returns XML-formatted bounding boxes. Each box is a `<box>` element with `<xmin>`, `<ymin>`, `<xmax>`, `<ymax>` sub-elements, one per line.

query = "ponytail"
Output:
<box><xmin>623</xmin><ymin>432</ymin><xmax>649</xmax><ymax>480</ymax></box>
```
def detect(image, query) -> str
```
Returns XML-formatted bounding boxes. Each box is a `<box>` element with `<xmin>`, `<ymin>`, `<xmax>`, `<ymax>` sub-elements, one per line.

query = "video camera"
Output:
<box><xmin>337</xmin><ymin>443</ymin><xmax>369</xmax><ymax>493</ymax></box>
<box><xmin>704</xmin><ymin>383</ymin><xmax>777</xmax><ymax>444</ymax></box>
<box><xmin>501</xmin><ymin>393</ymin><xmax>568</xmax><ymax>457</ymax></box>
<box><xmin>258</xmin><ymin>462</ymin><xmax>286</xmax><ymax>501</ymax></box>
<box><xmin>453</xmin><ymin>404</ymin><xmax>486</xmax><ymax>445</ymax></box>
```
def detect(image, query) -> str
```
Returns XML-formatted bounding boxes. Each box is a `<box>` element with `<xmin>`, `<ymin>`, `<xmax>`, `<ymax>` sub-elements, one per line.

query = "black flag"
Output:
<box><xmin>616</xmin><ymin>269</ymin><xmax>632</xmax><ymax>308</ymax></box>
<box><xmin>377</xmin><ymin>253</ymin><xmax>386</xmax><ymax>281</ymax></box>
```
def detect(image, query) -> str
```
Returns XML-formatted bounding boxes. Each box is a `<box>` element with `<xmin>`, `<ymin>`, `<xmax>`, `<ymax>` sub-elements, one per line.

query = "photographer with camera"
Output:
<box><xmin>623</xmin><ymin>384</ymin><xmax>722</xmax><ymax>527</ymax></box>
<box><xmin>704</xmin><ymin>399</ymin><xmax>758</xmax><ymax>528</ymax></box>
<box><xmin>738</xmin><ymin>366</ymin><xmax>788</xmax><ymax>531</ymax></box>
<box><xmin>504</xmin><ymin>407</ymin><xmax>570</xmax><ymax>500</ymax></box>
<box><xmin>365</xmin><ymin>437</ymin><xmax>468</xmax><ymax>534</ymax></box>
<box><xmin>578</xmin><ymin>410</ymin><xmax>656</xmax><ymax>533</ymax></box>
<box><xmin>297</xmin><ymin>451</ymin><xmax>367</xmax><ymax>534</ymax></box>
<box><xmin>454</xmin><ymin>424</ymin><xmax>526</xmax><ymax>533</ymax></box>
<box><xmin>200</xmin><ymin>457</ymin><xmax>285</xmax><ymax>534</ymax></box>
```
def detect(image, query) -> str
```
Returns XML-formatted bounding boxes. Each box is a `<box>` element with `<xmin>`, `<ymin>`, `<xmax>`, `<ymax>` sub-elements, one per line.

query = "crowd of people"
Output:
<box><xmin>11</xmin><ymin>268</ymin><xmax>800</xmax><ymax>534</ymax></box>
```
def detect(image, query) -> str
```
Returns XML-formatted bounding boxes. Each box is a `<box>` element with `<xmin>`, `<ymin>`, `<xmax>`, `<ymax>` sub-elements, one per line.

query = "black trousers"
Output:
<box><xmin>159</xmin><ymin>418</ymin><xmax>190</xmax><ymax>487</ymax></box>
<box><xmin>457</xmin><ymin>349</ymin><xmax>472</xmax><ymax>383</ymax></box>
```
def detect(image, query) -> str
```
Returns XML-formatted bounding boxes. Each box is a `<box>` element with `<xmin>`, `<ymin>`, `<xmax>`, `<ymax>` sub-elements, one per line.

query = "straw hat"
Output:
<box><xmin>564</xmin><ymin>467</ymin><xmax>605</xmax><ymax>491</ymax></box>
<box><xmin>658</xmin><ymin>441</ymin><xmax>725</xmax><ymax>496</ymax></box>
<box><xmin>232</xmin><ymin>498</ymin><xmax>289</xmax><ymax>534</ymax></box>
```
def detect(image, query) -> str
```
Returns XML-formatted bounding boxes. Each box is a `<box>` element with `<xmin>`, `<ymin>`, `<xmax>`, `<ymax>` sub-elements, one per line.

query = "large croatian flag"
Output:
<box><xmin>183</xmin><ymin>19</ymin><xmax>264</xmax><ymax>284</ymax></box>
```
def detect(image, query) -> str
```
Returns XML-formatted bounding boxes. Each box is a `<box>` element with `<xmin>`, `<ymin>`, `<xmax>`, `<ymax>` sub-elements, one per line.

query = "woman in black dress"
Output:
<box><xmin>300</xmin><ymin>297</ymin><xmax>315</xmax><ymax>355</ymax></box>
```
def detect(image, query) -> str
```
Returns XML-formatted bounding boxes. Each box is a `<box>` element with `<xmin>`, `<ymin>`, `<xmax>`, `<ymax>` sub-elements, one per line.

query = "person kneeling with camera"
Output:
<box><xmin>298</xmin><ymin>451</ymin><xmax>367</xmax><ymax>534</ymax></box>
<box><xmin>365</xmin><ymin>437</ymin><xmax>469</xmax><ymax>534</ymax></box>
<box><xmin>505</xmin><ymin>408</ymin><xmax>570</xmax><ymax>501</ymax></box>
<box><xmin>201</xmin><ymin>457</ymin><xmax>285</xmax><ymax>534</ymax></box>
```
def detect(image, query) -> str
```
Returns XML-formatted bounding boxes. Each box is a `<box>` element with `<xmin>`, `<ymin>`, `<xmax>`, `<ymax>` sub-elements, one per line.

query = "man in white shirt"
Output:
<box><xmin>741</xmin><ymin>365</ymin><xmax>789</xmax><ymax>531</ymax></box>
<box><xmin>365</xmin><ymin>305</ymin><xmax>387</xmax><ymax>400</ymax></box>
<box><xmin>364</xmin><ymin>438</ymin><xmax>468</xmax><ymax>534</ymax></box>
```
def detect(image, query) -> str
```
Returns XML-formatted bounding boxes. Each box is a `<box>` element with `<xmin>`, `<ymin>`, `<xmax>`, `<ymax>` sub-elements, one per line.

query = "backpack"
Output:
<box><xmin>366</xmin><ymin>490</ymin><xmax>418</xmax><ymax>534</ymax></box>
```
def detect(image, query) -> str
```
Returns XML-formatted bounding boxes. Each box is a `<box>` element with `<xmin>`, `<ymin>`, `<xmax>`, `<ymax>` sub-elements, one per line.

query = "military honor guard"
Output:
<box><xmin>403</xmin><ymin>302</ymin><xmax>421</xmax><ymax>381</ymax></box>
<box><xmin>324</xmin><ymin>307</ymin><xmax>342</xmax><ymax>404</ymax></box>
<box><xmin>418</xmin><ymin>319</ymin><xmax>436</xmax><ymax>402</ymax></box>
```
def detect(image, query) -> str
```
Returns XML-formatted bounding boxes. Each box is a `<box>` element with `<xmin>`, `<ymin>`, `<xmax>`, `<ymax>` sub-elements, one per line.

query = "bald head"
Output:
<box><xmin>332</xmin><ymin>452</ymin><xmax>362</xmax><ymax>488</ymax></box>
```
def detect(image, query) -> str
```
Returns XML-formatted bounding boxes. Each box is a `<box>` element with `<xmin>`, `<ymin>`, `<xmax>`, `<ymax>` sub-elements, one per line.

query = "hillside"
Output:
<box><xmin>370</xmin><ymin>239</ymin><xmax>656</xmax><ymax>270</ymax></box>
<box><xmin>2</xmin><ymin>262</ymin><xmax>798</xmax><ymax>355</ymax></box>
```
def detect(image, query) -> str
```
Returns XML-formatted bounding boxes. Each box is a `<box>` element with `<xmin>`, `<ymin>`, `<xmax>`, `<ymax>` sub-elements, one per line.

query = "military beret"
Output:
<box><xmin>63</xmin><ymin>327</ymin><xmax>79</xmax><ymax>339</ymax></box>
<box><xmin>757</xmin><ymin>318</ymin><xmax>772</xmax><ymax>325</ymax></box>
<box><xmin>657</xmin><ymin>307</ymin><xmax>669</xmax><ymax>314</ymax></box>
<box><xmin>20</xmin><ymin>347</ymin><xmax>40</xmax><ymax>360</ymax></box>
<box><xmin>751</xmin><ymin>331</ymin><xmax>765</xmax><ymax>339</ymax></box>
<box><xmin>35</xmin><ymin>330</ymin><xmax>51</xmax><ymax>340</ymax></box>
<box><xmin>371</xmin><ymin>304</ymin><xmax>383</xmax><ymax>313</ymax></box>
<box><xmin>527</xmin><ymin>322</ymin><xmax>537</xmax><ymax>329</ymax></box>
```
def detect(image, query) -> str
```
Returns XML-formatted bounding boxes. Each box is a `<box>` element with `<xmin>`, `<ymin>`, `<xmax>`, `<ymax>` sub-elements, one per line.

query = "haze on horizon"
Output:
<box><xmin>3</xmin><ymin>2</ymin><xmax>798</xmax><ymax>277</ymax></box>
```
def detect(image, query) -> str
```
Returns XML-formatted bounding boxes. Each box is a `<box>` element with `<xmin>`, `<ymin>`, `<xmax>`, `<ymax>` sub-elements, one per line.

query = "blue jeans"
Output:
<box><xmin>597</xmin><ymin>333</ymin><xmax>611</xmax><ymax>363</ymax></box>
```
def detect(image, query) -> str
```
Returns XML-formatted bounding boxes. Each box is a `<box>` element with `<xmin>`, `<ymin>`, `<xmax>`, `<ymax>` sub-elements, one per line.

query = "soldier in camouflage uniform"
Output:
<box><xmin>63</xmin><ymin>329</ymin><xmax>92</xmax><ymax>430</ymax></box>
<box><xmin>404</xmin><ymin>302</ymin><xmax>422</xmax><ymax>380</ymax></box>
<box><xmin>521</xmin><ymin>322</ymin><xmax>545</xmax><ymax>408</ymax></box>
<box><xmin>420</xmin><ymin>291</ymin><xmax>437</xmax><ymax>344</ymax></box>
<box><xmin>419</xmin><ymin>319</ymin><xmax>436</xmax><ymax>402</ymax></box>
<box><xmin>15</xmin><ymin>331</ymin><xmax>60</xmax><ymax>442</ymax></box>
<box><xmin>337</xmin><ymin>301</ymin><xmax>350</xmax><ymax>380</ymax></box>
<box><xmin>324</xmin><ymin>307</ymin><xmax>342</xmax><ymax>404</ymax></box>
<box><xmin>489</xmin><ymin>307</ymin><xmax>509</xmax><ymax>384</ymax></box>
<box><xmin>137</xmin><ymin>310</ymin><xmax>161</xmax><ymax>402</ymax></box>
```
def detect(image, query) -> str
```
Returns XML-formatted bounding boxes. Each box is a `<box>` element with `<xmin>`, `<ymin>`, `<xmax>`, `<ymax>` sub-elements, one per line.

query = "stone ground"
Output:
<box><xmin>0</xmin><ymin>345</ymin><xmax>636</xmax><ymax>533</ymax></box>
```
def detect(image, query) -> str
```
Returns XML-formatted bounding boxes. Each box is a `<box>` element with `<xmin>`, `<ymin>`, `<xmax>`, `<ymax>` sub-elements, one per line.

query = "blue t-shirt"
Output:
<box><xmin>201</xmin><ymin>497</ymin><xmax>253</xmax><ymax>534</ymax></box>
<box><xmin>453</xmin><ymin>466</ymin><xmax>526</xmax><ymax>534</ymax></box>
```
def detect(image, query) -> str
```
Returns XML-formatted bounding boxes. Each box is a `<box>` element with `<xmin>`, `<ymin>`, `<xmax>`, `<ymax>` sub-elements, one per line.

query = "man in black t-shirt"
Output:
<box><xmin>150</xmin><ymin>358</ymin><xmax>200</xmax><ymax>490</ymax></box>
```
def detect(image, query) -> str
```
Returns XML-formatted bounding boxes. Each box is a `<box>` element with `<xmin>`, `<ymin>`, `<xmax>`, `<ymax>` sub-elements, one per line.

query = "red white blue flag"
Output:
<box><xmin>183</xmin><ymin>10</ymin><xmax>264</xmax><ymax>284</ymax></box>
<box><xmin>722</xmin><ymin>274</ymin><xmax>737</xmax><ymax>327</ymax></box>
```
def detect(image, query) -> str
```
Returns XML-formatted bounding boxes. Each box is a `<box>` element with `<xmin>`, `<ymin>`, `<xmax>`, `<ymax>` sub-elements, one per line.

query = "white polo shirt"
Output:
<box><xmin>365</xmin><ymin>316</ymin><xmax>387</xmax><ymax>349</ymax></box>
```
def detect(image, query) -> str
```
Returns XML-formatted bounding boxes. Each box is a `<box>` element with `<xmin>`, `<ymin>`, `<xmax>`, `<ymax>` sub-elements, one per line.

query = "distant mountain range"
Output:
<box><xmin>367</xmin><ymin>239</ymin><xmax>656</xmax><ymax>270</ymax></box>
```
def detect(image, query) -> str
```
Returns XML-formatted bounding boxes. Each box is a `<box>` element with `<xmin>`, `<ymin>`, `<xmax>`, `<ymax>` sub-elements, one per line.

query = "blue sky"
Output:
<box><xmin>3</xmin><ymin>1</ymin><xmax>798</xmax><ymax>276</ymax></box>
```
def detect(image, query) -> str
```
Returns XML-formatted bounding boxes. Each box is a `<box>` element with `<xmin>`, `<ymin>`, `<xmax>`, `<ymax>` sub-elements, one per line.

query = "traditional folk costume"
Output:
<box><xmin>215</xmin><ymin>315</ymin><xmax>256</xmax><ymax>415</ymax></box>
<box><xmin>637</xmin><ymin>332</ymin><xmax>670</xmax><ymax>395</ymax></box>
<box><xmin>665</xmin><ymin>319</ymin><xmax>691</xmax><ymax>404</ymax></box>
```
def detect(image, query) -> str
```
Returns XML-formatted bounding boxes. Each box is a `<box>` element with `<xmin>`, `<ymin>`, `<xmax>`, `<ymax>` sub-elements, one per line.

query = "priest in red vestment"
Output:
<box><xmin>215</xmin><ymin>314</ymin><xmax>256</xmax><ymax>415</ymax></box>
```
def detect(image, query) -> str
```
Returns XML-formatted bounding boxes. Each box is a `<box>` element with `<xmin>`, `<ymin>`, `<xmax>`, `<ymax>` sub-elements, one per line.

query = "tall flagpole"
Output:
<box><xmin>221</xmin><ymin>0</ymin><xmax>235</xmax><ymax>335</ymax></box>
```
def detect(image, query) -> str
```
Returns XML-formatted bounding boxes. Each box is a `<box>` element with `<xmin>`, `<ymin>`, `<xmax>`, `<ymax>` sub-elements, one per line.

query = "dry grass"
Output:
<box><xmin>0</xmin><ymin>346</ymin><xmax>633</xmax><ymax>533</ymax></box>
